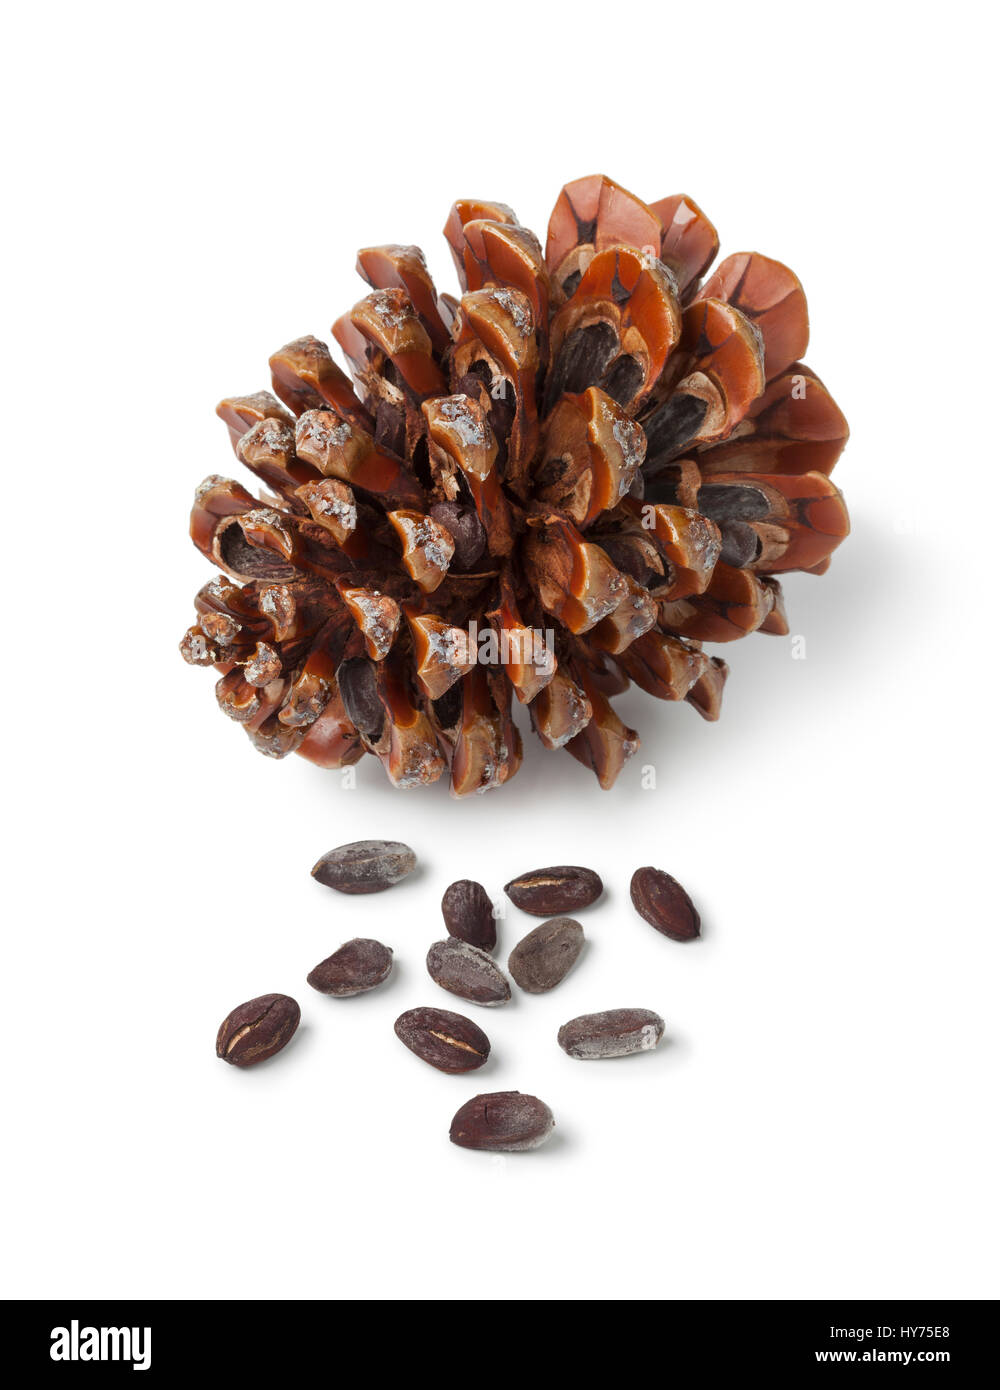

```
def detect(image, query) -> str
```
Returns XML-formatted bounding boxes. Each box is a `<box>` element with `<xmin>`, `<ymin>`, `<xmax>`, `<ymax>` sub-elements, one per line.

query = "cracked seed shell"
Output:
<box><xmin>216</xmin><ymin>993</ymin><xmax>301</xmax><ymax>1067</ymax></box>
<box><xmin>503</xmin><ymin>864</ymin><xmax>602</xmax><ymax>916</ymax></box>
<box><xmin>394</xmin><ymin>1006</ymin><xmax>490</xmax><ymax>1073</ymax></box>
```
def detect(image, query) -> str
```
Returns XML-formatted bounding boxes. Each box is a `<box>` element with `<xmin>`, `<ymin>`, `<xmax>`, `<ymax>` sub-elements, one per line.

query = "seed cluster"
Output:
<box><xmin>215</xmin><ymin>840</ymin><xmax>701</xmax><ymax>1151</ymax></box>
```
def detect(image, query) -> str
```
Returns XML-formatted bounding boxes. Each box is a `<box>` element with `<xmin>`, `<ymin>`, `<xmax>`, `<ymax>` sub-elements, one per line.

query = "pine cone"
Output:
<box><xmin>180</xmin><ymin>175</ymin><xmax>849</xmax><ymax>794</ymax></box>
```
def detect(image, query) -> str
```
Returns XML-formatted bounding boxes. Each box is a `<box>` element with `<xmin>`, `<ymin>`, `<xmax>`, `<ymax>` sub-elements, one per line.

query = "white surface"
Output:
<box><xmin>3</xmin><ymin>0</ymin><xmax>997</xmax><ymax>1301</ymax></box>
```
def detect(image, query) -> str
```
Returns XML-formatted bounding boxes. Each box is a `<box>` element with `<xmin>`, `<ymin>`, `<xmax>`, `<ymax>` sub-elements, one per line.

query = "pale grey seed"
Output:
<box><xmin>311</xmin><ymin>840</ymin><xmax>416</xmax><ymax>894</ymax></box>
<box><xmin>508</xmin><ymin>917</ymin><xmax>584</xmax><ymax>993</ymax></box>
<box><xmin>557</xmin><ymin>1008</ymin><xmax>665</xmax><ymax>1059</ymax></box>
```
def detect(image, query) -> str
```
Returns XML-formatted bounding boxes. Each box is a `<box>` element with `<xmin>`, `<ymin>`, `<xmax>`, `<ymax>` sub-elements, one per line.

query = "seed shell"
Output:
<box><xmin>426</xmin><ymin>938</ymin><xmax>511</xmax><ymax>1006</ymax></box>
<box><xmin>394</xmin><ymin>1006</ymin><xmax>490</xmax><ymax>1073</ymax></box>
<box><xmin>216</xmin><ymin>993</ymin><xmax>301</xmax><ymax>1067</ymax></box>
<box><xmin>508</xmin><ymin>917</ymin><xmax>584</xmax><ymax>993</ymax></box>
<box><xmin>629</xmin><ymin>866</ymin><xmax>700</xmax><ymax>941</ymax></box>
<box><xmin>557</xmin><ymin>1007</ymin><xmax>665</xmax><ymax>1060</ymax></box>
<box><xmin>307</xmin><ymin>938</ymin><xmax>393</xmax><ymax>996</ymax></box>
<box><xmin>503</xmin><ymin>865</ymin><xmax>603</xmax><ymax>916</ymax></box>
<box><xmin>311</xmin><ymin>840</ymin><xmax>416</xmax><ymax>894</ymax></box>
<box><xmin>441</xmin><ymin>879</ymin><xmax>497</xmax><ymax>951</ymax></box>
<box><xmin>449</xmin><ymin>1092</ymin><xmax>554</xmax><ymax>1152</ymax></box>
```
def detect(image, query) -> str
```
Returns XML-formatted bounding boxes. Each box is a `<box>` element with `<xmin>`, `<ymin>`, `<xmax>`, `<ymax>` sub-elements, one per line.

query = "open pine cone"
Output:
<box><xmin>180</xmin><ymin>175</ymin><xmax>849</xmax><ymax>794</ymax></box>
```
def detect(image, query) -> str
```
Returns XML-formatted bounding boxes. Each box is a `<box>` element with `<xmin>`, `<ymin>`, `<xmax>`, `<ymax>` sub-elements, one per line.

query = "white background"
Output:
<box><xmin>3</xmin><ymin>0</ymin><xmax>997</xmax><ymax>1301</ymax></box>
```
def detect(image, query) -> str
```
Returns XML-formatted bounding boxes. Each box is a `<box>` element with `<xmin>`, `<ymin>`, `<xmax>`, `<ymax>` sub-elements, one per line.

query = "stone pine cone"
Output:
<box><xmin>180</xmin><ymin>174</ymin><xmax>849</xmax><ymax>794</ymax></box>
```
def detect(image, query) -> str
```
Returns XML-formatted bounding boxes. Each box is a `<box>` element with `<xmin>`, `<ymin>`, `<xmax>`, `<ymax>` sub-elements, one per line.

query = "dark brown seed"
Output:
<box><xmin>441</xmin><ymin>879</ymin><xmax>496</xmax><ymax>951</ymax></box>
<box><xmin>557</xmin><ymin>1008</ymin><xmax>664</xmax><ymax>1060</ymax></box>
<box><xmin>216</xmin><ymin>993</ymin><xmax>300</xmax><ymax>1067</ymax></box>
<box><xmin>503</xmin><ymin>864</ymin><xmax>603</xmax><ymax>916</ymax></box>
<box><xmin>429</xmin><ymin>501</ymin><xmax>486</xmax><ymax>571</ymax></box>
<box><xmin>426</xmin><ymin>939</ymin><xmax>511</xmax><ymax>1007</ymax></box>
<box><xmin>630</xmin><ymin>866</ymin><xmax>700</xmax><ymax>941</ymax></box>
<box><xmin>307</xmin><ymin>938</ymin><xmax>393</xmax><ymax>996</ymax></box>
<box><xmin>394</xmin><ymin>1006</ymin><xmax>490</xmax><ymax>1073</ymax></box>
<box><xmin>508</xmin><ymin>917</ymin><xmax>584</xmax><ymax>993</ymax></box>
<box><xmin>336</xmin><ymin>658</ymin><xmax>385</xmax><ymax>740</ymax></box>
<box><xmin>311</xmin><ymin>840</ymin><xmax>416</xmax><ymax>894</ymax></box>
<box><xmin>449</xmin><ymin>1092</ymin><xmax>554</xmax><ymax>1152</ymax></box>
